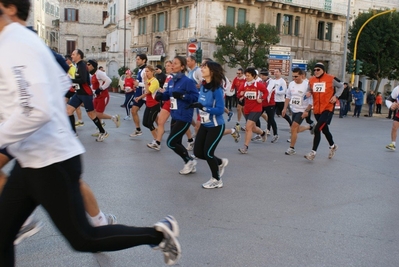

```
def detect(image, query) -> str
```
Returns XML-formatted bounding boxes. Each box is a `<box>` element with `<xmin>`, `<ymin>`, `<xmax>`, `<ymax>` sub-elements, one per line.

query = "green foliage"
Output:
<box><xmin>118</xmin><ymin>66</ymin><xmax>129</xmax><ymax>77</ymax></box>
<box><xmin>213</xmin><ymin>21</ymin><xmax>280</xmax><ymax>69</ymax></box>
<box><xmin>111</xmin><ymin>76</ymin><xmax>119</xmax><ymax>88</ymax></box>
<box><xmin>348</xmin><ymin>10</ymin><xmax>399</xmax><ymax>90</ymax></box>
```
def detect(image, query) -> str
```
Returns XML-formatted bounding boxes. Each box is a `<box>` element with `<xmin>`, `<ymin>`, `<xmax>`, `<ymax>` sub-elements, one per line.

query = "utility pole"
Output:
<box><xmin>341</xmin><ymin>0</ymin><xmax>351</xmax><ymax>82</ymax></box>
<box><xmin>123</xmin><ymin>0</ymin><xmax>127</xmax><ymax>69</ymax></box>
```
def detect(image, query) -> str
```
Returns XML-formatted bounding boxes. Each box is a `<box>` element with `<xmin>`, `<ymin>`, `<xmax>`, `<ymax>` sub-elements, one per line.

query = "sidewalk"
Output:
<box><xmin>342</xmin><ymin>103</ymin><xmax>394</xmax><ymax>118</ymax></box>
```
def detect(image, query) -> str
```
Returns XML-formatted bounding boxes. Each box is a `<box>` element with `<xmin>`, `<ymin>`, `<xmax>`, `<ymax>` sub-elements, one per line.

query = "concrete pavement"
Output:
<box><xmin>5</xmin><ymin>93</ymin><xmax>399</xmax><ymax>267</ymax></box>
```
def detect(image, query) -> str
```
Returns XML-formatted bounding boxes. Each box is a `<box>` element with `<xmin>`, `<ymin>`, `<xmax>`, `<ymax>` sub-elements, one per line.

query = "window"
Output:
<box><xmin>152</xmin><ymin>12</ymin><xmax>167</xmax><ymax>32</ymax></box>
<box><xmin>178</xmin><ymin>7</ymin><xmax>189</xmax><ymax>29</ymax></box>
<box><xmin>101</xmin><ymin>42</ymin><xmax>107</xmax><ymax>52</ymax></box>
<box><xmin>317</xmin><ymin>21</ymin><xmax>325</xmax><ymax>40</ymax></box>
<box><xmin>139</xmin><ymin>17</ymin><xmax>147</xmax><ymax>35</ymax></box>
<box><xmin>45</xmin><ymin>2</ymin><xmax>49</xmax><ymax>13</ymax></box>
<box><xmin>226</xmin><ymin>7</ymin><xmax>246</xmax><ymax>26</ymax></box>
<box><xmin>65</xmin><ymin>8</ymin><xmax>78</xmax><ymax>22</ymax></box>
<box><xmin>226</xmin><ymin>7</ymin><xmax>235</xmax><ymax>26</ymax></box>
<box><xmin>103</xmin><ymin>11</ymin><xmax>108</xmax><ymax>22</ymax></box>
<box><xmin>55</xmin><ymin>7</ymin><xmax>59</xmax><ymax>17</ymax></box>
<box><xmin>283</xmin><ymin>15</ymin><xmax>292</xmax><ymax>35</ymax></box>
<box><xmin>66</xmin><ymin>40</ymin><xmax>76</xmax><ymax>55</ymax></box>
<box><xmin>325</xmin><ymin>22</ymin><xmax>333</xmax><ymax>41</ymax></box>
<box><xmin>294</xmin><ymin>16</ymin><xmax>300</xmax><ymax>36</ymax></box>
<box><xmin>276</xmin><ymin>13</ymin><xmax>281</xmax><ymax>33</ymax></box>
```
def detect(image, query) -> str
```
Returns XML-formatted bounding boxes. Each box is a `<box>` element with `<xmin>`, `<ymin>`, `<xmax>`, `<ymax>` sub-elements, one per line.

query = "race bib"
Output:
<box><xmin>290</xmin><ymin>96</ymin><xmax>302</xmax><ymax>106</ymax></box>
<box><xmin>72</xmin><ymin>83</ymin><xmax>80</xmax><ymax>90</ymax></box>
<box><xmin>245</xmin><ymin>91</ymin><xmax>257</xmax><ymax>100</ymax></box>
<box><xmin>313</xmin><ymin>82</ymin><xmax>326</xmax><ymax>93</ymax></box>
<box><xmin>199</xmin><ymin>110</ymin><xmax>210</xmax><ymax>124</ymax></box>
<box><xmin>170</xmin><ymin>97</ymin><xmax>178</xmax><ymax>110</ymax></box>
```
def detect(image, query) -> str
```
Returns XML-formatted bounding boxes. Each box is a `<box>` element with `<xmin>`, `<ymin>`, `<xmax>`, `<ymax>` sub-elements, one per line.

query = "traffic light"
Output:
<box><xmin>355</xmin><ymin>60</ymin><xmax>363</xmax><ymax>75</ymax></box>
<box><xmin>348</xmin><ymin>59</ymin><xmax>355</xmax><ymax>73</ymax></box>
<box><xmin>195</xmin><ymin>48</ymin><xmax>202</xmax><ymax>63</ymax></box>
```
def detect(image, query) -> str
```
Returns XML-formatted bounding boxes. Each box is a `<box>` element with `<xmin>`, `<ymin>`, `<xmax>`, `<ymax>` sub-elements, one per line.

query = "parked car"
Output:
<box><xmin>118</xmin><ymin>74</ymin><xmax>126</xmax><ymax>93</ymax></box>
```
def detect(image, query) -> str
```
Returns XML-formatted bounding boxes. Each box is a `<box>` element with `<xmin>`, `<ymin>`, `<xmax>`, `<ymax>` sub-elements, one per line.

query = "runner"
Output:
<box><xmin>385</xmin><ymin>85</ymin><xmax>399</xmax><ymax>151</ymax></box>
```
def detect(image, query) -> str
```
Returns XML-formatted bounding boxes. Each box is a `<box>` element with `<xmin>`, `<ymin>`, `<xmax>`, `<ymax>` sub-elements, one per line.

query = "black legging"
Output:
<box><xmin>0</xmin><ymin>156</ymin><xmax>162</xmax><ymax>266</ymax></box>
<box><xmin>275</xmin><ymin>102</ymin><xmax>292</xmax><ymax>126</ymax></box>
<box><xmin>193</xmin><ymin>124</ymin><xmax>224</xmax><ymax>180</ymax></box>
<box><xmin>312</xmin><ymin>112</ymin><xmax>334</xmax><ymax>151</ymax></box>
<box><xmin>167</xmin><ymin>120</ymin><xmax>192</xmax><ymax>163</ymax></box>
<box><xmin>225</xmin><ymin>95</ymin><xmax>234</xmax><ymax>110</ymax></box>
<box><xmin>124</xmin><ymin>92</ymin><xmax>135</xmax><ymax>116</ymax></box>
<box><xmin>143</xmin><ymin>104</ymin><xmax>160</xmax><ymax>131</ymax></box>
<box><xmin>264</xmin><ymin>106</ymin><xmax>278</xmax><ymax>135</ymax></box>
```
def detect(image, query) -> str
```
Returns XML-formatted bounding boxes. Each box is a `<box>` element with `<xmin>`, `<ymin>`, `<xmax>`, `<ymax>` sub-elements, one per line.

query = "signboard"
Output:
<box><xmin>269</xmin><ymin>46</ymin><xmax>291</xmax><ymax>76</ymax></box>
<box><xmin>188</xmin><ymin>43</ymin><xmax>198</xmax><ymax>54</ymax></box>
<box><xmin>291</xmin><ymin>59</ymin><xmax>308</xmax><ymax>71</ymax></box>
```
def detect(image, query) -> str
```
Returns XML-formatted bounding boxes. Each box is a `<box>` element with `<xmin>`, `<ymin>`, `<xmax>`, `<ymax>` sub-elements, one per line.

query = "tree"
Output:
<box><xmin>213</xmin><ymin>22</ymin><xmax>280</xmax><ymax>70</ymax></box>
<box><xmin>348</xmin><ymin>10</ymin><xmax>399</xmax><ymax>92</ymax></box>
<box><xmin>118</xmin><ymin>66</ymin><xmax>129</xmax><ymax>77</ymax></box>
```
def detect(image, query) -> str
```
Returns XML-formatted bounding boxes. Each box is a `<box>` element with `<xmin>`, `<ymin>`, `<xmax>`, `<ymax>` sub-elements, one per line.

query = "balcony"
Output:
<box><xmin>104</xmin><ymin>16</ymin><xmax>116</xmax><ymax>28</ymax></box>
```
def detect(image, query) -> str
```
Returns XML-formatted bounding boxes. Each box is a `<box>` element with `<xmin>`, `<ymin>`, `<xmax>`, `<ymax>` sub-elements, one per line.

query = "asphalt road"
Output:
<box><xmin>5</xmin><ymin>93</ymin><xmax>399</xmax><ymax>267</ymax></box>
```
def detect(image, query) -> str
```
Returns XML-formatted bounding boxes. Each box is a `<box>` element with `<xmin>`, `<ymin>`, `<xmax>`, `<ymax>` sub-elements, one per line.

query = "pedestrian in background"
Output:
<box><xmin>352</xmin><ymin>87</ymin><xmax>364</xmax><ymax>118</ymax></box>
<box><xmin>366</xmin><ymin>90</ymin><xmax>376</xmax><ymax>117</ymax></box>
<box><xmin>375</xmin><ymin>92</ymin><xmax>382</xmax><ymax>114</ymax></box>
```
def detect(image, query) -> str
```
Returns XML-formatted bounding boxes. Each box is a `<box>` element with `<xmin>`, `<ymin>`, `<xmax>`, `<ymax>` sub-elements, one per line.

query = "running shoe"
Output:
<box><xmin>241</xmin><ymin>126</ymin><xmax>246</xmax><ymax>131</ymax></box>
<box><xmin>179</xmin><ymin>159</ymin><xmax>197</xmax><ymax>175</ymax></box>
<box><xmin>153</xmin><ymin>215</ymin><xmax>181</xmax><ymax>265</ymax></box>
<box><xmin>266</xmin><ymin>129</ymin><xmax>271</xmax><ymax>136</ymax></box>
<box><xmin>96</xmin><ymin>132</ymin><xmax>109</xmax><ymax>142</ymax></box>
<box><xmin>202</xmin><ymin>178</ymin><xmax>223</xmax><ymax>189</ymax></box>
<box><xmin>75</xmin><ymin>121</ymin><xmax>84</xmax><ymax>127</ymax></box>
<box><xmin>129</xmin><ymin>130</ymin><xmax>142</xmax><ymax>137</ymax></box>
<box><xmin>238</xmin><ymin>146</ymin><xmax>248</xmax><ymax>154</ymax></box>
<box><xmin>14</xmin><ymin>219</ymin><xmax>43</xmax><ymax>245</ymax></box>
<box><xmin>234</xmin><ymin>123</ymin><xmax>241</xmax><ymax>135</ymax></box>
<box><xmin>101</xmin><ymin>121</ymin><xmax>106</xmax><ymax>127</ymax></box>
<box><xmin>218</xmin><ymin>158</ymin><xmax>229</xmax><ymax>177</ymax></box>
<box><xmin>386</xmin><ymin>143</ymin><xmax>396</xmax><ymax>151</ymax></box>
<box><xmin>123</xmin><ymin>115</ymin><xmax>131</xmax><ymax>120</ymax></box>
<box><xmin>186</xmin><ymin>140</ymin><xmax>195</xmax><ymax>151</ymax></box>
<box><xmin>231</xmin><ymin>129</ymin><xmax>240</xmax><ymax>143</ymax></box>
<box><xmin>261</xmin><ymin>133</ymin><xmax>267</xmax><ymax>142</ymax></box>
<box><xmin>147</xmin><ymin>140</ymin><xmax>161</xmax><ymax>151</ymax></box>
<box><xmin>105</xmin><ymin>214</ymin><xmax>117</xmax><ymax>225</ymax></box>
<box><xmin>91</xmin><ymin>131</ymin><xmax>100</xmax><ymax>137</ymax></box>
<box><xmin>304</xmin><ymin>150</ymin><xmax>316</xmax><ymax>161</ymax></box>
<box><xmin>251</xmin><ymin>135</ymin><xmax>262</xmax><ymax>142</ymax></box>
<box><xmin>285</xmin><ymin>147</ymin><xmax>296</xmax><ymax>155</ymax></box>
<box><xmin>328</xmin><ymin>144</ymin><xmax>338</xmax><ymax>159</ymax></box>
<box><xmin>112</xmin><ymin>114</ymin><xmax>121</xmax><ymax>128</ymax></box>
<box><xmin>227</xmin><ymin>111</ymin><xmax>234</xmax><ymax>122</ymax></box>
<box><xmin>271</xmin><ymin>135</ymin><xmax>279</xmax><ymax>143</ymax></box>
<box><xmin>309</xmin><ymin>123</ymin><xmax>315</xmax><ymax>135</ymax></box>
<box><xmin>287</xmin><ymin>139</ymin><xmax>291</xmax><ymax>143</ymax></box>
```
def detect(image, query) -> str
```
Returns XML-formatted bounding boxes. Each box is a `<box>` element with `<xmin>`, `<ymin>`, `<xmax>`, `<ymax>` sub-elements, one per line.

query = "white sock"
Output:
<box><xmin>392</xmin><ymin>141</ymin><xmax>396</xmax><ymax>146</ymax></box>
<box><xmin>231</xmin><ymin>128</ymin><xmax>236</xmax><ymax>134</ymax></box>
<box><xmin>90</xmin><ymin>211</ymin><xmax>107</xmax><ymax>227</ymax></box>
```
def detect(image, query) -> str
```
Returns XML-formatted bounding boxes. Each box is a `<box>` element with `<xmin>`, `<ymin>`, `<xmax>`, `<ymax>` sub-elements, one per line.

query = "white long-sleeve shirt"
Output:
<box><xmin>270</xmin><ymin>77</ymin><xmax>287</xmax><ymax>102</ymax></box>
<box><xmin>0</xmin><ymin>23</ymin><xmax>85</xmax><ymax>168</ymax></box>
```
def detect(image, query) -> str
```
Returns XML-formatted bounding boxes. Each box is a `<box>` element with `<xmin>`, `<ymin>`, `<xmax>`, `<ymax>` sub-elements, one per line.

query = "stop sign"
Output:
<box><xmin>188</xmin><ymin>43</ymin><xmax>197</xmax><ymax>54</ymax></box>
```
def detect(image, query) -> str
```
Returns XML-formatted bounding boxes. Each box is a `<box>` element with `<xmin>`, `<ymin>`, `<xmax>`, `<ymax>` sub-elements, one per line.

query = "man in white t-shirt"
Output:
<box><xmin>282</xmin><ymin>68</ymin><xmax>313</xmax><ymax>155</ymax></box>
<box><xmin>270</xmin><ymin>69</ymin><xmax>292</xmax><ymax>128</ymax></box>
<box><xmin>385</xmin><ymin>85</ymin><xmax>399</xmax><ymax>151</ymax></box>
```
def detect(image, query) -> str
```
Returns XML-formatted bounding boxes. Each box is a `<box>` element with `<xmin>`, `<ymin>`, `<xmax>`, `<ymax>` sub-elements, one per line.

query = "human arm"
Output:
<box><xmin>330</xmin><ymin>78</ymin><xmax>343</xmax><ymax>103</ymax></box>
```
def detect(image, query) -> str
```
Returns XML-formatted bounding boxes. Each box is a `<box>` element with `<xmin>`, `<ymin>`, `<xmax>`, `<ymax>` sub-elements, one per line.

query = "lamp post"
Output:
<box><xmin>124</xmin><ymin>0</ymin><xmax>126</xmax><ymax>69</ymax></box>
<box><xmin>341</xmin><ymin>0</ymin><xmax>351</xmax><ymax>82</ymax></box>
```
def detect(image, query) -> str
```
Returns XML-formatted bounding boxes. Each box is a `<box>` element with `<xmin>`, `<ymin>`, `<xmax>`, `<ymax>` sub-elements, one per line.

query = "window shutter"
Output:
<box><xmin>64</xmin><ymin>8</ymin><xmax>68</xmax><ymax>21</ymax></box>
<box><xmin>76</xmin><ymin>9</ymin><xmax>79</xmax><ymax>22</ymax></box>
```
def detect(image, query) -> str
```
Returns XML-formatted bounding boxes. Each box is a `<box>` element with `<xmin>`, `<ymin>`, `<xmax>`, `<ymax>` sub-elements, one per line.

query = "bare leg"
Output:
<box><xmin>131</xmin><ymin>106</ymin><xmax>141</xmax><ymax>128</ymax></box>
<box><xmin>156</xmin><ymin>109</ymin><xmax>170</xmax><ymax>142</ymax></box>
<box><xmin>79</xmin><ymin>180</ymin><xmax>100</xmax><ymax>217</ymax></box>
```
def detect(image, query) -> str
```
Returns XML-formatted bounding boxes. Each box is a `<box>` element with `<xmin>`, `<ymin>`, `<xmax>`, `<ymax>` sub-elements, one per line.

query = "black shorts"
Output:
<box><xmin>65</xmin><ymin>91</ymin><xmax>75</xmax><ymax>99</ymax></box>
<box><xmin>292</xmin><ymin>112</ymin><xmax>305</xmax><ymax>125</ymax></box>
<box><xmin>244</xmin><ymin>112</ymin><xmax>262</xmax><ymax>123</ymax></box>
<box><xmin>68</xmin><ymin>94</ymin><xmax>94</xmax><ymax>112</ymax></box>
<box><xmin>238</xmin><ymin>98</ymin><xmax>245</xmax><ymax>107</ymax></box>
<box><xmin>314</xmin><ymin>110</ymin><xmax>334</xmax><ymax>125</ymax></box>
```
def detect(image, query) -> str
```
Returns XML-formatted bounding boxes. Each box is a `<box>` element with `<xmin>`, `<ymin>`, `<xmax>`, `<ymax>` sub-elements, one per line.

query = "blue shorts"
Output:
<box><xmin>68</xmin><ymin>94</ymin><xmax>94</xmax><ymax>112</ymax></box>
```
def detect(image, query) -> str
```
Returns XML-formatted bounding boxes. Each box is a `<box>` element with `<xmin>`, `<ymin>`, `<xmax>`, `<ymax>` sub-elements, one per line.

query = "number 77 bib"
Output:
<box><xmin>313</xmin><ymin>82</ymin><xmax>326</xmax><ymax>93</ymax></box>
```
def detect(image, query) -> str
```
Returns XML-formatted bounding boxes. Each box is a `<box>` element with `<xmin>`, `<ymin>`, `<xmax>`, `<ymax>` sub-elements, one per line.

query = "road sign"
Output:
<box><xmin>188</xmin><ymin>43</ymin><xmax>197</xmax><ymax>54</ymax></box>
<box><xmin>291</xmin><ymin>59</ymin><xmax>308</xmax><ymax>71</ymax></box>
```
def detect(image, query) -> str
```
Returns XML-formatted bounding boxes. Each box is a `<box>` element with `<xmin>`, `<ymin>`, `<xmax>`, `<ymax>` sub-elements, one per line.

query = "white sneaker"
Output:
<box><xmin>202</xmin><ymin>178</ymin><xmax>223</xmax><ymax>189</ymax></box>
<box><xmin>129</xmin><ymin>130</ymin><xmax>142</xmax><ymax>137</ymax></box>
<box><xmin>179</xmin><ymin>159</ymin><xmax>197</xmax><ymax>175</ymax></box>
<box><xmin>266</xmin><ymin>129</ymin><xmax>271</xmax><ymax>135</ymax></box>
<box><xmin>147</xmin><ymin>140</ymin><xmax>161</xmax><ymax>151</ymax></box>
<box><xmin>123</xmin><ymin>115</ymin><xmax>131</xmax><ymax>120</ymax></box>
<box><xmin>14</xmin><ymin>219</ymin><xmax>44</xmax><ymax>245</ymax></box>
<box><xmin>153</xmin><ymin>216</ymin><xmax>181</xmax><ymax>265</ymax></box>
<box><xmin>304</xmin><ymin>150</ymin><xmax>316</xmax><ymax>161</ymax></box>
<box><xmin>271</xmin><ymin>135</ymin><xmax>279</xmax><ymax>143</ymax></box>
<box><xmin>105</xmin><ymin>214</ymin><xmax>117</xmax><ymax>225</ymax></box>
<box><xmin>328</xmin><ymin>144</ymin><xmax>338</xmax><ymax>159</ymax></box>
<box><xmin>251</xmin><ymin>135</ymin><xmax>262</xmax><ymax>142</ymax></box>
<box><xmin>285</xmin><ymin>147</ymin><xmax>296</xmax><ymax>155</ymax></box>
<box><xmin>231</xmin><ymin>129</ymin><xmax>240</xmax><ymax>143</ymax></box>
<box><xmin>186</xmin><ymin>140</ymin><xmax>195</xmax><ymax>151</ymax></box>
<box><xmin>112</xmin><ymin>114</ymin><xmax>121</xmax><ymax>128</ymax></box>
<box><xmin>96</xmin><ymin>132</ymin><xmax>109</xmax><ymax>142</ymax></box>
<box><xmin>218</xmin><ymin>158</ymin><xmax>229</xmax><ymax>177</ymax></box>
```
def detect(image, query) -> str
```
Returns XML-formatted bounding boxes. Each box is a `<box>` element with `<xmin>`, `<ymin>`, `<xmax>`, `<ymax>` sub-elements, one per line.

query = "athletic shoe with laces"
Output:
<box><xmin>266</xmin><ymin>129</ymin><xmax>271</xmax><ymax>136</ymax></box>
<box><xmin>147</xmin><ymin>140</ymin><xmax>161</xmax><ymax>151</ymax></box>
<box><xmin>186</xmin><ymin>140</ymin><xmax>195</xmax><ymax>151</ymax></box>
<box><xmin>129</xmin><ymin>130</ymin><xmax>142</xmax><ymax>137</ymax></box>
<box><xmin>271</xmin><ymin>135</ymin><xmax>279</xmax><ymax>143</ymax></box>
<box><xmin>328</xmin><ymin>144</ymin><xmax>338</xmax><ymax>159</ymax></box>
<box><xmin>14</xmin><ymin>219</ymin><xmax>44</xmax><ymax>245</ymax></box>
<box><xmin>123</xmin><ymin>115</ymin><xmax>131</xmax><ymax>120</ymax></box>
<box><xmin>231</xmin><ymin>129</ymin><xmax>240</xmax><ymax>143</ymax></box>
<box><xmin>75</xmin><ymin>121</ymin><xmax>84</xmax><ymax>127</ymax></box>
<box><xmin>285</xmin><ymin>147</ymin><xmax>296</xmax><ymax>155</ymax></box>
<box><xmin>202</xmin><ymin>178</ymin><xmax>223</xmax><ymax>189</ymax></box>
<box><xmin>218</xmin><ymin>158</ymin><xmax>229</xmax><ymax>177</ymax></box>
<box><xmin>304</xmin><ymin>150</ymin><xmax>316</xmax><ymax>161</ymax></box>
<box><xmin>287</xmin><ymin>138</ymin><xmax>291</xmax><ymax>143</ymax></box>
<box><xmin>238</xmin><ymin>146</ymin><xmax>248</xmax><ymax>154</ymax></box>
<box><xmin>251</xmin><ymin>135</ymin><xmax>262</xmax><ymax>142</ymax></box>
<box><xmin>261</xmin><ymin>133</ymin><xmax>267</xmax><ymax>142</ymax></box>
<box><xmin>153</xmin><ymin>215</ymin><xmax>181</xmax><ymax>265</ymax></box>
<box><xmin>235</xmin><ymin>123</ymin><xmax>241</xmax><ymax>134</ymax></box>
<box><xmin>91</xmin><ymin>131</ymin><xmax>100</xmax><ymax>137</ymax></box>
<box><xmin>309</xmin><ymin>123</ymin><xmax>315</xmax><ymax>135</ymax></box>
<box><xmin>179</xmin><ymin>159</ymin><xmax>197</xmax><ymax>175</ymax></box>
<box><xmin>240</xmin><ymin>126</ymin><xmax>246</xmax><ymax>131</ymax></box>
<box><xmin>227</xmin><ymin>111</ymin><xmax>234</xmax><ymax>122</ymax></box>
<box><xmin>112</xmin><ymin>114</ymin><xmax>121</xmax><ymax>128</ymax></box>
<box><xmin>386</xmin><ymin>143</ymin><xmax>396</xmax><ymax>151</ymax></box>
<box><xmin>96</xmin><ymin>132</ymin><xmax>109</xmax><ymax>142</ymax></box>
<box><xmin>105</xmin><ymin>214</ymin><xmax>117</xmax><ymax>225</ymax></box>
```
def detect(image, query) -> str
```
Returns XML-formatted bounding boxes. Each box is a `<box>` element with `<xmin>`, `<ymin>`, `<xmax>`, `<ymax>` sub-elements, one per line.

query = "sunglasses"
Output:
<box><xmin>314</xmin><ymin>68</ymin><xmax>321</xmax><ymax>71</ymax></box>
<box><xmin>292</xmin><ymin>75</ymin><xmax>299</xmax><ymax>78</ymax></box>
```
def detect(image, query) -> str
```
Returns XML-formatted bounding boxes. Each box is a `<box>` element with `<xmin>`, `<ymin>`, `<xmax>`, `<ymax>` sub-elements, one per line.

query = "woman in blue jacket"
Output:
<box><xmin>158</xmin><ymin>56</ymin><xmax>199</xmax><ymax>175</ymax></box>
<box><xmin>352</xmin><ymin>87</ymin><xmax>364</xmax><ymax>118</ymax></box>
<box><xmin>187</xmin><ymin>61</ymin><xmax>228</xmax><ymax>189</ymax></box>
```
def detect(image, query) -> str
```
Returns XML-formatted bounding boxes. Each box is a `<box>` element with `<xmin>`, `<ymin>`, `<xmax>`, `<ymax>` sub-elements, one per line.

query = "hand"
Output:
<box><xmin>172</xmin><ymin>92</ymin><xmax>184</xmax><ymax>99</ymax></box>
<box><xmin>282</xmin><ymin>109</ymin><xmax>286</xmax><ymax>118</ymax></box>
<box><xmin>329</xmin><ymin>95</ymin><xmax>337</xmax><ymax>103</ymax></box>
<box><xmin>186</xmin><ymin>102</ymin><xmax>204</xmax><ymax>110</ymax></box>
<box><xmin>95</xmin><ymin>89</ymin><xmax>101</xmax><ymax>95</ymax></box>
<box><xmin>155</xmin><ymin>92</ymin><xmax>163</xmax><ymax>102</ymax></box>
